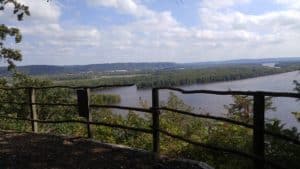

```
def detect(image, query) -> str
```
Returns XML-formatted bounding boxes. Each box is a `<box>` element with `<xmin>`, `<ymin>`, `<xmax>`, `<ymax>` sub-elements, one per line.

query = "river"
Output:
<box><xmin>96</xmin><ymin>71</ymin><xmax>300</xmax><ymax>129</ymax></box>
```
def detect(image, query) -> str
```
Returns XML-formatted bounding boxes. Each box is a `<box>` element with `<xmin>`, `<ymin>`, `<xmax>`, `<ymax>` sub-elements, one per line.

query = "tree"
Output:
<box><xmin>292</xmin><ymin>80</ymin><xmax>300</xmax><ymax>121</ymax></box>
<box><xmin>292</xmin><ymin>112</ymin><xmax>300</xmax><ymax>122</ymax></box>
<box><xmin>0</xmin><ymin>0</ymin><xmax>30</xmax><ymax>70</ymax></box>
<box><xmin>224</xmin><ymin>95</ymin><xmax>276</xmax><ymax>123</ymax></box>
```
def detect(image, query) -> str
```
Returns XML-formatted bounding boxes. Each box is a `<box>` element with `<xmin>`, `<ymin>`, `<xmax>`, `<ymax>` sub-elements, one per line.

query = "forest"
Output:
<box><xmin>0</xmin><ymin>72</ymin><xmax>299</xmax><ymax>169</ymax></box>
<box><xmin>56</xmin><ymin>63</ymin><xmax>300</xmax><ymax>89</ymax></box>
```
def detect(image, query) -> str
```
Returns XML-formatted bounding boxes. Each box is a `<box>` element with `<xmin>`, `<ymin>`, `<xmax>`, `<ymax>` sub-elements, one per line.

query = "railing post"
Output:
<box><xmin>253</xmin><ymin>94</ymin><xmax>265</xmax><ymax>169</ymax></box>
<box><xmin>28</xmin><ymin>87</ymin><xmax>38</xmax><ymax>133</ymax></box>
<box><xmin>152</xmin><ymin>88</ymin><xmax>160</xmax><ymax>158</ymax></box>
<box><xmin>77</xmin><ymin>88</ymin><xmax>92</xmax><ymax>138</ymax></box>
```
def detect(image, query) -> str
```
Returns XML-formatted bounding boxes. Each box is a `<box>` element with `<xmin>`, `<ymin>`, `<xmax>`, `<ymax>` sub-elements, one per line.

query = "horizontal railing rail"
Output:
<box><xmin>0</xmin><ymin>115</ymin><xmax>152</xmax><ymax>133</ymax></box>
<box><xmin>0</xmin><ymin>101</ymin><xmax>78</xmax><ymax>107</ymax></box>
<box><xmin>159</xmin><ymin>107</ymin><xmax>254</xmax><ymax>128</ymax></box>
<box><xmin>157</xmin><ymin>87</ymin><xmax>300</xmax><ymax>98</ymax></box>
<box><xmin>0</xmin><ymin>84</ymin><xmax>135</xmax><ymax>90</ymax></box>
<box><xmin>90</xmin><ymin>104</ymin><xmax>153</xmax><ymax>114</ymax></box>
<box><xmin>0</xmin><ymin>85</ymin><xmax>299</xmax><ymax>169</ymax></box>
<box><xmin>0</xmin><ymin>101</ymin><xmax>152</xmax><ymax>113</ymax></box>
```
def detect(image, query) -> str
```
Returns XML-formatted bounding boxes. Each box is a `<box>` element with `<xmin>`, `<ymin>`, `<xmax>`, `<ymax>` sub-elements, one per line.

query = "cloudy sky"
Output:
<box><xmin>1</xmin><ymin>0</ymin><xmax>300</xmax><ymax>65</ymax></box>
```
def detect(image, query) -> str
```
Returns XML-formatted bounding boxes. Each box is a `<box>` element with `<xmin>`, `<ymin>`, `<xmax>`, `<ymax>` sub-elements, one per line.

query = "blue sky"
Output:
<box><xmin>1</xmin><ymin>0</ymin><xmax>300</xmax><ymax>65</ymax></box>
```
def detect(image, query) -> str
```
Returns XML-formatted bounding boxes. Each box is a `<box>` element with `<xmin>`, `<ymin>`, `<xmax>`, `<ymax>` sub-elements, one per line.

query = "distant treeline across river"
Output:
<box><xmin>60</xmin><ymin>63</ymin><xmax>300</xmax><ymax>89</ymax></box>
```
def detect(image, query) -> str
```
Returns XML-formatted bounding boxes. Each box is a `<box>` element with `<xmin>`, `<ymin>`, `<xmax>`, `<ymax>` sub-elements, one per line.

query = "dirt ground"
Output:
<box><xmin>0</xmin><ymin>130</ymin><xmax>210</xmax><ymax>169</ymax></box>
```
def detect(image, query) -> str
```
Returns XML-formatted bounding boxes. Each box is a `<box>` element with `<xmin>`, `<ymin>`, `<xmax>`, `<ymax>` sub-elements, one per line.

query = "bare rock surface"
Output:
<box><xmin>0</xmin><ymin>130</ymin><xmax>212</xmax><ymax>169</ymax></box>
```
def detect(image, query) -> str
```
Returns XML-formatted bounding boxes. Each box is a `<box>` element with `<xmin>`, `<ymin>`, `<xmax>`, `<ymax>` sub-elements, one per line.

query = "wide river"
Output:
<box><xmin>96</xmin><ymin>71</ymin><xmax>300</xmax><ymax>129</ymax></box>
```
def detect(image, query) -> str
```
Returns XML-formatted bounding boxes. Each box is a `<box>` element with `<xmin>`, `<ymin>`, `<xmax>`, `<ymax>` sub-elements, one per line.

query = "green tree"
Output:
<box><xmin>265</xmin><ymin>119</ymin><xmax>300</xmax><ymax>168</ymax></box>
<box><xmin>0</xmin><ymin>0</ymin><xmax>31</xmax><ymax>70</ymax></box>
<box><xmin>224</xmin><ymin>95</ymin><xmax>276</xmax><ymax>123</ymax></box>
<box><xmin>224</xmin><ymin>94</ymin><xmax>300</xmax><ymax>169</ymax></box>
<box><xmin>293</xmin><ymin>80</ymin><xmax>300</xmax><ymax>121</ymax></box>
<box><xmin>291</xmin><ymin>112</ymin><xmax>300</xmax><ymax>122</ymax></box>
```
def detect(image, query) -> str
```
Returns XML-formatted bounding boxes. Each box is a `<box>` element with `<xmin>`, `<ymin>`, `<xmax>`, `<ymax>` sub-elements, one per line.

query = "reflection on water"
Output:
<box><xmin>96</xmin><ymin>71</ymin><xmax>300</xmax><ymax>129</ymax></box>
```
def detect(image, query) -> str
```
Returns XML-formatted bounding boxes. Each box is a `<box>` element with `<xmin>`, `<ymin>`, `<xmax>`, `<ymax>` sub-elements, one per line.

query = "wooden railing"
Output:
<box><xmin>0</xmin><ymin>85</ymin><xmax>299</xmax><ymax>169</ymax></box>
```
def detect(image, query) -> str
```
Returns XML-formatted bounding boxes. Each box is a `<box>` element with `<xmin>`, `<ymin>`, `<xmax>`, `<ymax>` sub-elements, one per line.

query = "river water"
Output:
<box><xmin>96</xmin><ymin>71</ymin><xmax>300</xmax><ymax>129</ymax></box>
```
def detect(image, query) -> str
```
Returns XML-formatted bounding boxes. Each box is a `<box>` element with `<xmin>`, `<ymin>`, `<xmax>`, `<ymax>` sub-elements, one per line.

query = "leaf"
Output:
<box><xmin>15</xmin><ymin>33</ymin><xmax>22</xmax><ymax>43</ymax></box>
<box><xmin>13</xmin><ymin>9</ymin><xmax>18</xmax><ymax>14</ymax></box>
<box><xmin>17</xmin><ymin>13</ymin><xmax>23</xmax><ymax>21</ymax></box>
<box><xmin>24</xmin><ymin>10</ymin><xmax>30</xmax><ymax>16</ymax></box>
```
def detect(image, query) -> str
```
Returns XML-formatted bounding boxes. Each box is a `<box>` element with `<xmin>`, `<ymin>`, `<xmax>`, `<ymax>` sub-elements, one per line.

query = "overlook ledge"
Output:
<box><xmin>0</xmin><ymin>130</ymin><xmax>212</xmax><ymax>169</ymax></box>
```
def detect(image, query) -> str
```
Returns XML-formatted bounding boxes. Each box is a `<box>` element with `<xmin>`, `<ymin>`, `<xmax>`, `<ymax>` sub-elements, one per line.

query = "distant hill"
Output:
<box><xmin>1</xmin><ymin>57</ymin><xmax>300</xmax><ymax>76</ymax></box>
<box><xmin>0</xmin><ymin>62</ymin><xmax>177</xmax><ymax>76</ymax></box>
<box><xmin>181</xmin><ymin>57</ymin><xmax>300</xmax><ymax>68</ymax></box>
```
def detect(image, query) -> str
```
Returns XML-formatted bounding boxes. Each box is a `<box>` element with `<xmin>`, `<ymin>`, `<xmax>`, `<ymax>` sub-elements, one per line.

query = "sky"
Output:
<box><xmin>1</xmin><ymin>0</ymin><xmax>300</xmax><ymax>65</ymax></box>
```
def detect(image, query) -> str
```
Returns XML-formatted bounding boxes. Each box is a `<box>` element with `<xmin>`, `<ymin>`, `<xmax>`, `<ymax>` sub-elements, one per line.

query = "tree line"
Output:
<box><xmin>59</xmin><ymin>64</ymin><xmax>296</xmax><ymax>89</ymax></box>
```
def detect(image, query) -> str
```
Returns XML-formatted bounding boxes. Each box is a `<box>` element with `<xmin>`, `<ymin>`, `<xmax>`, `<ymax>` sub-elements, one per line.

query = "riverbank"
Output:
<box><xmin>53</xmin><ymin>64</ymin><xmax>298</xmax><ymax>89</ymax></box>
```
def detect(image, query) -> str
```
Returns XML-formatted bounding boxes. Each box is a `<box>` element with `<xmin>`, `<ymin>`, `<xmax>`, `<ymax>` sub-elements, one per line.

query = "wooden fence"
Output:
<box><xmin>0</xmin><ymin>85</ymin><xmax>299</xmax><ymax>169</ymax></box>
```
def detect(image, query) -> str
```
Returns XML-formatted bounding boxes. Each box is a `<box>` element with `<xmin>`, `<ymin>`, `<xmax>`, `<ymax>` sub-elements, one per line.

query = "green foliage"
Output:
<box><xmin>58</xmin><ymin>65</ymin><xmax>291</xmax><ymax>89</ymax></box>
<box><xmin>224</xmin><ymin>95</ymin><xmax>300</xmax><ymax>169</ymax></box>
<box><xmin>292</xmin><ymin>80</ymin><xmax>300</xmax><ymax>121</ymax></box>
<box><xmin>0</xmin><ymin>24</ymin><xmax>22</xmax><ymax>70</ymax></box>
<box><xmin>224</xmin><ymin>95</ymin><xmax>276</xmax><ymax>123</ymax></box>
<box><xmin>0</xmin><ymin>0</ymin><xmax>30</xmax><ymax>21</ymax></box>
<box><xmin>159</xmin><ymin>92</ymin><xmax>196</xmax><ymax>154</ymax></box>
<box><xmin>0</xmin><ymin>0</ymin><xmax>31</xmax><ymax>70</ymax></box>
<box><xmin>90</xmin><ymin>94</ymin><xmax>121</xmax><ymax>105</ymax></box>
<box><xmin>154</xmin><ymin>93</ymin><xmax>253</xmax><ymax>169</ymax></box>
<box><xmin>0</xmin><ymin>73</ymin><xmax>123</xmax><ymax>136</ymax></box>
<box><xmin>291</xmin><ymin>112</ymin><xmax>300</xmax><ymax>122</ymax></box>
<box><xmin>0</xmin><ymin>74</ymin><xmax>299</xmax><ymax>169</ymax></box>
<box><xmin>265</xmin><ymin>120</ymin><xmax>300</xmax><ymax>168</ymax></box>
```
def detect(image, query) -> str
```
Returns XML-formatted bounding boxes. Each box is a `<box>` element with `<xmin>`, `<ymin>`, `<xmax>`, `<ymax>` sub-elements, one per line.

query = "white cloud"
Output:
<box><xmin>200</xmin><ymin>0</ymin><xmax>250</xmax><ymax>10</ymax></box>
<box><xmin>20</xmin><ymin>0</ymin><xmax>61</xmax><ymax>22</ymax></box>
<box><xmin>86</xmin><ymin>0</ymin><xmax>181</xmax><ymax>30</ymax></box>
<box><xmin>1</xmin><ymin>0</ymin><xmax>105</xmax><ymax>65</ymax></box>
<box><xmin>5</xmin><ymin>0</ymin><xmax>300</xmax><ymax>65</ymax></box>
<box><xmin>21</xmin><ymin>23</ymin><xmax>101</xmax><ymax>48</ymax></box>
<box><xmin>274</xmin><ymin>0</ymin><xmax>300</xmax><ymax>9</ymax></box>
<box><xmin>190</xmin><ymin>0</ymin><xmax>300</xmax><ymax>61</ymax></box>
<box><xmin>86</xmin><ymin>0</ymin><xmax>154</xmax><ymax>18</ymax></box>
